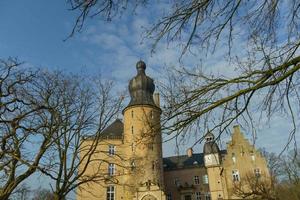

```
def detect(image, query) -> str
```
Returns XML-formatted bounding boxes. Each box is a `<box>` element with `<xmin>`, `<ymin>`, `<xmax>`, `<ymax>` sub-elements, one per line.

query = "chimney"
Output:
<box><xmin>187</xmin><ymin>148</ymin><xmax>193</xmax><ymax>158</ymax></box>
<box><xmin>153</xmin><ymin>93</ymin><xmax>160</xmax><ymax>107</ymax></box>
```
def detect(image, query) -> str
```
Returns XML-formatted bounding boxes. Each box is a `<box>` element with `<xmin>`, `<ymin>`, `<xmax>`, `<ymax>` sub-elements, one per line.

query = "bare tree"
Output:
<box><xmin>34</xmin><ymin>72</ymin><xmax>124</xmax><ymax>199</ymax></box>
<box><xmin>32</xmin><ymin>188</ymin><xmax>55</xmax><ymax>200</ymax></box>
<box><xmin>0</xmin><ymin>58</ymin><xmax>58</xmax><ymax>199</ymax></box>
<box><xmin>0</xmin><ymin>59</ymin><xmax>124</xmax><ymax>199</ymax></box>
<box><xmin>66</xmin><ymin>0</ymin><xmax>300</xmax><ymax>151</ymax></box>
<box><xmin>233</xmin><ymin>173</ymin><xmax>276</xmax><ymax>200</ymax></box>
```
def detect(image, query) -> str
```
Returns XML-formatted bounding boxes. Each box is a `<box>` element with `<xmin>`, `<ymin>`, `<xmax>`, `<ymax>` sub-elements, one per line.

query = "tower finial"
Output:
<box><xmin>136</xmin><ymin>60</ymin><xmax>146</xmax><ymax>74</ymax></box>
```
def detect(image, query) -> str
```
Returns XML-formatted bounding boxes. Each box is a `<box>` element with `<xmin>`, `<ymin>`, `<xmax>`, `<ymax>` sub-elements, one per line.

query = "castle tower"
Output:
<box><xmin>203</xmin><ymin>133</ymin><xmax>226</xmax><ymax>200</ymax></box>
<box><xmin>123</xmin><ymin>61</ymin><xmax>165</xmax><ymax>200</ymax></box>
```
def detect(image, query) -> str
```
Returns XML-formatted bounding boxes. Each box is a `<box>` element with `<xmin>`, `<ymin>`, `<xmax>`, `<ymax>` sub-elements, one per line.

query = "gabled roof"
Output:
<box><xmin>163</xmin><ymin>150</ymin><xmax>227</xmax><ymax>171</ymax></box>
<box><xmin>100</xmin><ymin>119</ymin><xmax>123</xmax><ymax>139</ymax></box>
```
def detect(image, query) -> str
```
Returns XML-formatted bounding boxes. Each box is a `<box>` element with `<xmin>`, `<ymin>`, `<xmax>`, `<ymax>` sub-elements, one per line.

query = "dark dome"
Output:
<box><xmin>126</xmin><ymin>60</ymin><xmax>157</xmax><ymax>108</ymax></box>
<box><xmin>203</xmin><ymin>132</ymin><xmax>220</xmax><ymax>154</ymax></box>
<box><xmin>203</xmin><ymin>142</ymin><xmax>220</xmax><ymax>154</ymax></box>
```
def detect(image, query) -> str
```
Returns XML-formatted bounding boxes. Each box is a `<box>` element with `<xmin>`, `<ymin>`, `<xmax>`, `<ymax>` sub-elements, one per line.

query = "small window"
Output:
<box><xmin>152</xmin><ymin>161</ymin><xmax>155</xmax><ymax>171</ymax></box>
<box><xmin>202</xmin><ymin>175</ymin><xmax>209</xmax><ymax>184</ymax></box>
<box><xmin>131</xmin><ymin>143</ymin><xmax>134</xmax><ymax>152</ymax></box>
<box><xmin>131</xmin><ymin>126</ymin><xmax>134</xmax><ymax>134</ymax></box>
<box><xmin>251</xmin><ymin>153</ymin><xmax>255</xmax><ymax>161</ymax></box>
<box><xmin>205</xmin><ymin>193</ymin><xmax>211</xmax><ymax>200</ymax></box>
<box><xmin>174</xmin><ymin>178</ymin><xmax>180</xmax><ymax>186</ymax></box>
<box><xmin>232</xmin><ymin>169</ymin><xmax>240</xmax><ymax>182</ymax></box>
<box><xmin>148</xmin><ymin>143</ymin><xmax>154</xmax><ymax>150</ymax></box>
<box><xmin>254</xmin><ymin>168</ymin><xmax>261</xmax><ymax>178</ymax></box>
<box><xmin>194</xmin><ymin>176</ymin><xmax>200</xmax><ymax>185</ymax></box>
<box><xmin>106</xmin><ymin>186</ymin><xmax>115</xmax><ymax>200</ymax></box>
<box><xmin>166</xmin><ymin>192</ymin><xmax>172</xmax><ymax>200</ymax></box>
<box><xmin>131</xmin><ymin>160</ymin><xmax>136</xmax><ymax>170</ymax></box>
<box><xmin>232</xmin><ymin>153</ymin><xmax>236</xmax><ymax>163</ymax></box>
<box><xmin>108</xmin><ymin>163</ymin><xmax>115</xmax><ymax>176</ymax></box>
<box><xmin>195</xmin><ymin>192</ymin><xmax>201</xmax><ymax>200</ymax></box>
<box><xmin>150</xmin><ymin>110</ymin><xmax>154</xmax><ymax>119</ymax></box>
<box><xmin>108</xmin><ymin>145</ymin><xmax>115</xmax><ymax>156</ymax></box>
<box><xmin>131</xmin><ymin>110</ymin><xmax>134</xmax><ymax>118</ymax></box>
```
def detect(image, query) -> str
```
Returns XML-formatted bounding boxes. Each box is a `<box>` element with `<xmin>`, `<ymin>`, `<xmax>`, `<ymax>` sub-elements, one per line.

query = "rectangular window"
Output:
<box><xmin>194</xmin><ymin>176</ymin><xmax>200</xmax><ymax>185</ymax></box>
<box><xmin>106</xmin><ymin>186</ymin><xmax>115</xmax><ymax>200</ymax></box>
<box><xmin>205</xmin><ymin>193</ymin><xmax>211</xmax><ymax>200</ymax></box>
<box><xmin>251</xmin><ymin>153</ymin><xmax>255</xmax><ymax>161</ymax></box>
<box><xmin>232</xmin><ymin>153</ymin><xmax>236</xmax><ymax>163</ymax></box>
<box><xmin>108</xmin><ymin>145</ymin><xmax>115</xmax><ymax>156</ymax></box>
<box><xmin>195</xmin><ymin>192</ymin><xmax>201</xmax><ymax>200</ymax></box>
<box><xmin>108</xmin><ymin>163</ymin><xmax>115</xmax><ymax>176</ymax></box>
<box><xmin>166</xmin><ymin>192</ymin><xmax>172</xmax><ymax>200</ymax></box>
<box><xmin>254</xmin><ymin>168</ymin><xmax>261</xmax><ymax>178</ymax></box>
<box><xmin>202</xmin><ymin>174</ymin><xmax>209</xmax><ymax>184</ymax></box>
<box><xmin>148</xmin><ymin>143</ymin><xmax>154</xmax><ymax>150</ymax></box>
<box><xmin>174</xmin><ymin>178</ymin><xmax>180</xmax><ymax>186</ymax></box>
<box><xmin>232</xmin><ymin>169</ymin><xmax>240</xmax><ymax>182</ymax></box>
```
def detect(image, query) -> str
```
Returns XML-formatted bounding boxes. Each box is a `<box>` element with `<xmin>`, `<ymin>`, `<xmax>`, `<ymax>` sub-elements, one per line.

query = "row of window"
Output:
<box><xmin>166</xmin><ymin>192</ymin><xmax>211</xmax><ymax>200</ymax></box>
<box><xmin>172</xmin><ymin>168</ymin><xmax>261</xmax><ymax>186</ymax></box>
<box><xmin>174</xmin><ymin>175</ymin><xmax>209</xmax><ymax>186</ymax></box>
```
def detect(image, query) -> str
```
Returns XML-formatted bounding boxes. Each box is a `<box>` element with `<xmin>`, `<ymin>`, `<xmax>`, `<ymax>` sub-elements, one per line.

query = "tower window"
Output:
<box><xmin>131</xmin><ymin>160</ymin><xmax>136</xmax><ymax>170</ymax></box>
<box><xmin>150</xmin><ymin>110</ymin><xmax>154</xmax><ymax>119</ymax></box>
<box><xmin>108</xmin><ymin>163</ymin><xmax>115</xmax><ymax>176</ymax></box>
<box><xmin>106</xmin><ymin>186</ymin><xmax>115</xmax><ymax>200</ymax></box>
<box><xmin>202</xmin><ymin>175</ymin><xmax>209</xmax><ymax>184</ymax></box>
<box><xmin>152</xmin><ymin>161</ymin><xmax>155</xmax><ymax>171</ymax></box>
<box><xmin>108</xmin><ymin>145</ymin><xmax>115</xmax><ymax>156</ymax></box>
<box><xmin>232</xmin><ymin>169</ymin><xmax>240</xmax><ymax>182</ymax></box>
<box><xmin>131</xmin><ymin>126</ymin><xmax>134</xmax><ymax>134</ymax></box>
<box><xmin>194</xmin><ymin>176</ymin><xmax>200</xmax><ymax>185</ymax></box>
<box><xmin>131</xmin><ymin>143</ymin><xmax>134</xmax><ymax>152</ymax></box>
<box><xmin>131</xmin><ymin>110</ymin><xmax>134</xmax><ymax>118</ymax></box>
<box><xmin>148</xmin><ymin>143</ymin><xmax>153</xmax><ymax>150</ymax></box>
<box><xmin>195</xmin><ymin>192</ymin><xmax>201</xmax><ymax>200</ymax></box>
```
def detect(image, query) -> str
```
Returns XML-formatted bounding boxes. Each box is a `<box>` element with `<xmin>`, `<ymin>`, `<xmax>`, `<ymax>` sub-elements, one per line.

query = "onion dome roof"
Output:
<box><xmin>126</xmin><ymin>60</ymin><xmax>157</xmax><ymax>108</ymax></box>
<box><xmin>203</xmin><ymin>132</ymin><xmax>220</xmax><ymax>154</ymax></box>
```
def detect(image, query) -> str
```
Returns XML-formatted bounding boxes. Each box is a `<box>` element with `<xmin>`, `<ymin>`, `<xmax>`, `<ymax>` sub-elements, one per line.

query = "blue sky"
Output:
<box><xmin>0</xmin><ymin>0</ymin><xmax>299</xmax><ymax>158</ymax></box>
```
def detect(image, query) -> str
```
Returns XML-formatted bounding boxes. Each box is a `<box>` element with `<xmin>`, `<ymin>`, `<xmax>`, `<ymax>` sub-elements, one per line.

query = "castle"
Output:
<box><xmin>77</xmin><ymin>61</ymin><xmax>270</xmax><ymax>200</ymax></box>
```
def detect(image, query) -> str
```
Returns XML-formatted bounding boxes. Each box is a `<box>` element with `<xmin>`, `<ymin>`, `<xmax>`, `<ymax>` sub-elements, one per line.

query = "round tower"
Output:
<box><xmin>123</xmin><ymin>61</ymin><xmax>164</xmax><ymax>199</ymax></box>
